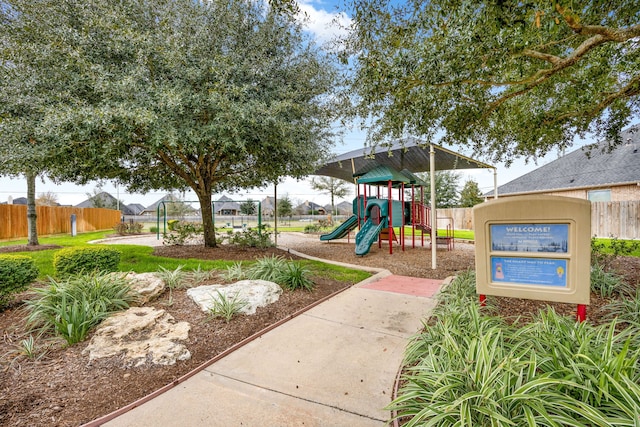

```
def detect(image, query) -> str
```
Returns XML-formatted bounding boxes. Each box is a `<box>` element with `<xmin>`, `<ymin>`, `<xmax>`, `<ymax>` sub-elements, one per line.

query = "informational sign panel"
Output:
<box><xmin>474</xmin><ymin>195</ymin><xmax>591</xmax><ymax>305</ymax></box>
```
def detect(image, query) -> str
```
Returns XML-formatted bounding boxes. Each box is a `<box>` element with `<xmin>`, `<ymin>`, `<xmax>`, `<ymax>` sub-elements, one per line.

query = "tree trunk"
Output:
<box><xmin>196</xmin><ymin>190</ymin><xmax>217</xmax><ymax>247</ymax></box>
<box><xmin>26</xmin><ymin>172</ymin><xmax>39</xmax><ymax>246</ymax></box>
<box><xmin>330</xmin><ymin>191</ymin><xmax>335</xmax><ymax>216</ymax></box>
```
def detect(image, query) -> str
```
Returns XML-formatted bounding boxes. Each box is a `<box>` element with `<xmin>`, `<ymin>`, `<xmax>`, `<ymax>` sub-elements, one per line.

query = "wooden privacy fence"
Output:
<box><xmin>0</xmin><ymin>205</ymin><xmax>121</xmax><ymax>240</ymax></box>
<box><xmin>438</xmin><ymin>200</ymin><xmax>640</xmax><ymax>240</ymax></box>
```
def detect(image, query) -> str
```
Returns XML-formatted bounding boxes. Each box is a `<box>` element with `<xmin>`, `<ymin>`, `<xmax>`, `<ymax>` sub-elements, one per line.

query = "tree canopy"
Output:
<box><xmin>415</xmin><ymin>171</ymin><xmax>460</xmax><ymax>208</ymax></box>
<box><xmin>459</xmin><ymin>179</ymin><xmax>484</xmax><ymax>207</ymax></box>
<box><xmin>1</xmin><ymin>0</ymin><xmax>340</xmax><ymax>246</ymax></box>
<box><xmin>310</xmin><ymin>176</ymin><xmax>351</xmax><ymax>214</ymax></box>
<box><xmin>345</xmin><ymin>0</ymin><xmax>640</xmax><ymax>163</ymax></box>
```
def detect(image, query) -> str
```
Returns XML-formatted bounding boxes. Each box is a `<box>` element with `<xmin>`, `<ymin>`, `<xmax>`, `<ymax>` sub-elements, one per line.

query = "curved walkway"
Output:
<box><xmin>89</xmin><ymin>233</ymin><xmax>445</xmax><ymax>426</ymax></box>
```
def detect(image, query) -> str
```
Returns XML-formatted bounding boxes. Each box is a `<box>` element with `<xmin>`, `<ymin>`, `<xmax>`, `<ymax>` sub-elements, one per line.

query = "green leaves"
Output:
<box><xmin>391</xmin><ymin>273</ymin><xmax>640</xmax><ymax>426</ymax></box>
<box><xmin>346</xmin><ymin>0</ymin><xmax>640</xmax><ymax>163</ymax></box>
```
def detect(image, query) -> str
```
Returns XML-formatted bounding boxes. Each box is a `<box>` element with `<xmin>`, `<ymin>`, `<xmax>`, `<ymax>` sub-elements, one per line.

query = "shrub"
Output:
<box><xmin>163</xmin><ymin>222</ymin><xmax>203</xmax><ymax>245</ymax></box>
<box><xmin>53</xmin><ymin>247</ymin><xmax>121</xmax><ymax>277</ymax></box>
<box><xmin>167</xmin><ymin>219</ymin><xmax>180</xmax><ymax>231</ymax></box>
<box><xmin>222</xmin><ymin>225</ymin><xmax>273</xmax><ymax>248</ymax></box>
<box><xmin>277</xmin><ymin>262</ymin><xmax>314</xmax><ymax>291</ymax></box>
<box><xmin>591</xmin><ymin>235</ymin><xmax>640</xmax><ymax>270</ymax></box>
<box><xmin>303</xmin><ymin>224</ymin><xmax>322</xmax><ymax>234</ymax></box>
<box><xmin>25</xmin><ymin>272</ymin><xmax>135</xmax><ymax>344</ymax></box>
<box><xmin>0</xmin><ymin>255</ymin><xmax>39</xmax><ymax>307</ymax></box>
<box><xmin>149</xmin><ymin>226</ymin><xmax>159</xmax><ymax>233</ymax></box>
<box><xmin>113</xmin><ymin>222</ymin><xmax>144</xmax><ymax>235</ymax></box>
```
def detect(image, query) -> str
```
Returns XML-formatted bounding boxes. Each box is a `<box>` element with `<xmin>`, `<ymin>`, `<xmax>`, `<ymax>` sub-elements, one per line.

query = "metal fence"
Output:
<box><xmin>0</xmin><ymin>205</ymin><xmax>121</xmax><ymax>240</ymax></box>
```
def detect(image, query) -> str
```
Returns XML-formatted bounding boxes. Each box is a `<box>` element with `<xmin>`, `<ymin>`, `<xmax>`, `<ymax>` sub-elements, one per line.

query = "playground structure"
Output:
<box><xmin>320</xmin><ymin>165</ymin><xmax>454</xmax><ymax>256</ymax></box>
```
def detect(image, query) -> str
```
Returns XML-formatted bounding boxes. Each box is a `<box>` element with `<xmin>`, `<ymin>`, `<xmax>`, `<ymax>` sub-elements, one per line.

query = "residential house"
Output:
<box><xmin>214</xmin><ymin>195</ymin><xmax>241</xmax><ymax>216</ymax></box>
<box><xmin>295</xmin><ymin>200</ymin><xmax>326</xmax><ymax>215</ymax></box>
<box><xmin>487</xmin><ymin>125</ymin><xmax>640</xmax><ymax>201</ymax></box>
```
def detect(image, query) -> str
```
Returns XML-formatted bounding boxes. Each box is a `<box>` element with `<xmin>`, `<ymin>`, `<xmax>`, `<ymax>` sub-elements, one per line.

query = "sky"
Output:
<box><xmin>0</xmin><ymin>0</ymin><xmax>610</xmax><ymax>209</ymax></box>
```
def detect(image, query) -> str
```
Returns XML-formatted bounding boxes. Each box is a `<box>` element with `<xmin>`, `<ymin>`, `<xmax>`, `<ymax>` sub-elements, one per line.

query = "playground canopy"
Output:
<box><xmin>315</xmin><ymin>136</ymin><xmax>495</xmax><ymax>183</ymax></box>
<box><xmin>314</xmin><ymin>136</ymin><xmax>497</xmax><ymax>269</ymax></box>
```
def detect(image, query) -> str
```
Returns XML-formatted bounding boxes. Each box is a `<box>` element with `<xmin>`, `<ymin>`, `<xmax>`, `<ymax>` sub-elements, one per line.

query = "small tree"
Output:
<box><xmin>35</xmin><ymin>191</ymin><xmax>59</xmax><ymax>206</ymax></box>
<box><xmin>415</xmin><ymin>171</ymin><xmax>460</xmax><ymax>208</ymax></box>
<box><xmin>86</xmin><ymin>186</ymin><xmax>118</xmax><ymax>210</ymax></box>
<box><xmin>277</xmin><ymin>195</ymin><xmax>294</xmax><ymax>221</ymax></box>
<box><xmin>240</xmin><ymin>199</ymin><xmax>257</xmax><ymax>216</ymax></box>
<box><xmin>459</xmin><ymin>180</ymin><xmax>484</xmax><ymax>207</ymax></box>
<box><xmin>310</xmin><ymin>177</ymin><xmax>350</xmax><ymax>215</ymax></box>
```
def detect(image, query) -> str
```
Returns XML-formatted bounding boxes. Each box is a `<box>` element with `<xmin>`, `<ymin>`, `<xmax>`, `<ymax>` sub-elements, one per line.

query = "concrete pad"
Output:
<box><xmin>206</xmin><ymin>313</ymin><xmax>405</xmax><ymax>421</ymax></box>
<box><xmin>105</xmin><ymin>371</ymin><xmax>382</xmax><ymax>427</ymax></box>
<box><xmin>304</xmin><ymin>286</ymin><xmax>437</xmax><ymax>338</ymax></box>
<box><xmin>359</xmin><ymin>275</ymin><xmax>443</xmax><ymax>298</ymax></box>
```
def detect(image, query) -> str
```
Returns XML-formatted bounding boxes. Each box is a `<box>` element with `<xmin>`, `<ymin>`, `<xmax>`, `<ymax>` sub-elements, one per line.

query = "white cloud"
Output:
<box><xmin>296</xmin><ymin>0</ymin><xmax>352</xmax><ymax>46</ymax></box>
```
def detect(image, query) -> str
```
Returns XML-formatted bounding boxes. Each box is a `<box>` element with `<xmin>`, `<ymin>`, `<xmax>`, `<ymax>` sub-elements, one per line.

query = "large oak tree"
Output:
<box><xmin>345</xmin><ymin>0</ymin><xmax>640</xmax><ymax>162</ymax></box>
<box><xmin>1</xmin><ymin>0</ymin><xmax>340</xmax><ymax>246</ymax></box>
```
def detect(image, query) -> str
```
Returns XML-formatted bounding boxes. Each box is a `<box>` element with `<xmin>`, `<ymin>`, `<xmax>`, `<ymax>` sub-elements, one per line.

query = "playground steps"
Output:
<box><xmin>414</xmin><ymin>224</ymin><xmax>432</xmax><ymax>235</ymax></box>
<box><xmin>379</xmin><ymin>227</ymin><xmax>398</xmax><ymax>243</ymax></box>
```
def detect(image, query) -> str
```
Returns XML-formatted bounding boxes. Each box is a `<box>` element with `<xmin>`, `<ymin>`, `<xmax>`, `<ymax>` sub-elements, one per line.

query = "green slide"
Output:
<box><xmin>320</xmin><ymin>215</ymin><xmax>358</xmax><ymax>241</ymax></box>
<box><xmin>354</xmin><ymin>218</ymin><xmax>386</xmax><ymax>256</ymax></box>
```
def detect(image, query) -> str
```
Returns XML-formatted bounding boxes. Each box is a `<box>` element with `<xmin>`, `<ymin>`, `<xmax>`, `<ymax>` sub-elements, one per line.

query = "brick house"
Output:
<box><xmin>487</xmin><ymin>125</ymin><xmax>640</xmax><ymax>201</ymax></box>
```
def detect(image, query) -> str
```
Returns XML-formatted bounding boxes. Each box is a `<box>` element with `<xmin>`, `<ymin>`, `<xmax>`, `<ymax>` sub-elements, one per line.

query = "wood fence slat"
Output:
<box><xmin>0</xmin><ymin>206</ymin><xmax>120</xmax><ymax>240</ymax></box>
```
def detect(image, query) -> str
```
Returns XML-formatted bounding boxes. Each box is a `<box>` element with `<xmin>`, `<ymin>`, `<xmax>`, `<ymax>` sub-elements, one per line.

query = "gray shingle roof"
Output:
<box><xmin>490</xmin><ymin>125</ymin><xmax>640</xmax><ymax>196</ymax></box>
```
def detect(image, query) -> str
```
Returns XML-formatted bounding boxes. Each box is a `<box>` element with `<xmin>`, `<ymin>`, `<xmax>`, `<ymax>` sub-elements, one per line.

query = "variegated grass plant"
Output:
<box><xmin>391</xmin><ymin>273</ymin><xmax>640</xmax><ymax>426</ymax></box>
<box><xmin>208</xmin><ymin>290</ymin><xmax>248</xmax><ymax>323</ymax></box>
<box><xmin>24</xmin><ymin>272</ymin><xmax>135</xmax><ymax>345</ymax></box>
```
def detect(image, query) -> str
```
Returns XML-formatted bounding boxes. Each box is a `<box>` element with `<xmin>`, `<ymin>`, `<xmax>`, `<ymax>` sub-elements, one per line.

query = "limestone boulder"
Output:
<box><xmin>125</xmin><ymin>272</ymin><xmax>166</xmax><ymax>305</ymax></box>
<box><xmin>82</xmin><ymin>306</ymin><xmax>190</xmax><ymax>367</ymax></box>
<box><xmin>187</xmin><ymin>280</ymin><xmax>282</xmax><ymax>315</ymax></box>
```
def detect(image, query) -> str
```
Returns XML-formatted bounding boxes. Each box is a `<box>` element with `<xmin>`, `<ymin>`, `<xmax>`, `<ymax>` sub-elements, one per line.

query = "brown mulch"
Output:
<box><xmin>0</xmin><ymin>245</ymin><xmax>62</xmax><ymax>253</ymax></box>
<box><xmin>1</xmin><ymin>237</ymin><xmax>639</xmax><ymax>426</ymax></box>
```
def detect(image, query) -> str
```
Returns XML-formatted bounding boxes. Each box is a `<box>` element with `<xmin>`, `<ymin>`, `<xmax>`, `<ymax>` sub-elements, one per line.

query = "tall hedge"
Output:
<box><xmin>53</xmin><ymin>247</ymin><xmax>121</xmax><ymax>277</ymax></box>
<box><xmin>0</xmin><ymin>255</ymin><xmax>39</xmax><ymax>307</ymax></box>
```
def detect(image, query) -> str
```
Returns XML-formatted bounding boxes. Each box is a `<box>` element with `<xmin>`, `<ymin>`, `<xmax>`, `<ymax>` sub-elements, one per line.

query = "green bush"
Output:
<box><xmin>53</xmin><ymin>247</ymin><xmax>121</xmax><ymax>277</ymax></box>
<box><xmin>303</xmin><ymin>224</ymin><xmax>322</xmax><ymax>234</ymax></box>
<box><xmin>0</xmin><ymin>255</ymin><xmax>39</xmax><ymax>307</ymax></box>
<box><xmin>222</xmin><ymin>225</ymin><xmax>273</xmax><ymax>248</ymax></box>
<box><xmin>167</xmin><ymin>219</ymin><xmax>180</xmax><ymax>231</ymax></box>
<box><xmin>25</xmin><ymin>272</ymin><xmax>135</xmax><ymax>344</ymax></box>
<box><xmin>163</xmin><ymin>221</ymin><xmax>203</xmax><ymax>245</ymax></box>
<box><xmin>149</xmin><ymin>226</ymin><xmax>159</xmax><ymax>233</ymax></box>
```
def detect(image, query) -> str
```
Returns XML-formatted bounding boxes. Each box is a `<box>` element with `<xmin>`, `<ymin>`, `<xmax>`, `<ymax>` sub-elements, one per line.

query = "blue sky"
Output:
<box><xmin>0</xmin><ymin>0</ymin><xmax>615</xmax><ymax>208</ymax></box>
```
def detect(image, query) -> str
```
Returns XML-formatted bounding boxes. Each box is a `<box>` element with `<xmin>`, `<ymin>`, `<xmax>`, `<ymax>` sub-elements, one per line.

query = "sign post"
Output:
<box><xmin>474</xmin><ymin>195</ymin><xmax>591</xmax><ymax>321</ymax></box>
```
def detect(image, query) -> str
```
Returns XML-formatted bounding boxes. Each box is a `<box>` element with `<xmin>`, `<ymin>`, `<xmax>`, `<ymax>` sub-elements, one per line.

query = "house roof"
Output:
<box><xmin>126</xmin><ymin>203</ymin><xmax>146</xmax><ymax>215</ymax></box>
<box><xmin>489</xmin><ymin>125</ymin><xmax>640</xmax><ymax>196</ymax></box>
<box><xmin>315</xmin><ymin>136</ymin><xmax>494</xmax><ymax>183</ymax></box>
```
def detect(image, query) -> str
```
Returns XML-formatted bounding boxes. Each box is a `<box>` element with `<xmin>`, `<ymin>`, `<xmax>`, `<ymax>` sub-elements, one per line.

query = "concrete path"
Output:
<box><xmin>90</xmin><ymin>233</ymin><xmax>444</xmax><ymax>426</ymax></box>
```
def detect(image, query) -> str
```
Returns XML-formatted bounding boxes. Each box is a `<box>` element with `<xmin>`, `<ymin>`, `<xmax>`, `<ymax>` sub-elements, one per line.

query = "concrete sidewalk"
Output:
<box><xmin>89</xmin><ymin>233</ymin><xmax>444</xmax><ymax>426</ymax></box>
<box><xmin>99</xmin><ymin>278</ymin><xmax>441</xmax><ymax>426</ymax></box>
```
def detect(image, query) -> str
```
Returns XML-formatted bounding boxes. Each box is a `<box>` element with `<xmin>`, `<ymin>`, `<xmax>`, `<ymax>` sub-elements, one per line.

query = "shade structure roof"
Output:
<box><xmin>314</xmin><ymin>136</ymin><xmax>494</xmax><ymax>182</ymax></box>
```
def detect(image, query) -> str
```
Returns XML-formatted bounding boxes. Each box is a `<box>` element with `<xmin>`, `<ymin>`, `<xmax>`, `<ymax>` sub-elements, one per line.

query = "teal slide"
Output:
<box><xmin>354</xmin><ymin>218</ymin><xmax>386</xmax><ymax>256</ymax></box>
<box><xmin>320</xmin><ymin>215</ymin><xmax>358</xmax><ymax>241</ymax></box>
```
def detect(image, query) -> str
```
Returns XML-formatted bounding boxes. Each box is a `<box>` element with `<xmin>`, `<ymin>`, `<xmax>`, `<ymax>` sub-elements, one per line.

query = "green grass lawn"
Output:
<box><xmin>2</xmin><ymin>230</ymin><xmax>371</xmax><ymax>282</ymax></box>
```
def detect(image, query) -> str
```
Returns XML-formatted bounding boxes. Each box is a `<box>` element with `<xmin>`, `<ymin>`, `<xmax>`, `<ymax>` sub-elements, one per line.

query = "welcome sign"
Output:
<box><xmin>474</xmin><ymin>195</ymin><xmax>591</xmax><ymax>306</ymax></box>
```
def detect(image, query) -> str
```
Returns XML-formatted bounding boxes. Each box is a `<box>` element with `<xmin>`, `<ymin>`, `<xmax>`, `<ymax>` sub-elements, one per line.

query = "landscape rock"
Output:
<box><xmin>187</xmin><ymin>280</ymin><xmax>283</xmax><ymax>315</ymax></box>
<box><xmin>124</xmin><ymin>272</ymin><xmax>166</xmax><ymax>305</ymax></box>
<box><xmin>82</xmin><ymin>307</ymin><xmax>190</xmax><ymax>367</ymax></box>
